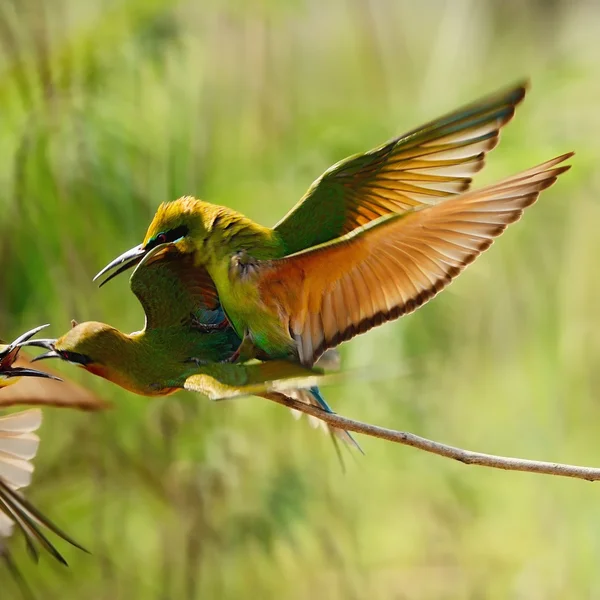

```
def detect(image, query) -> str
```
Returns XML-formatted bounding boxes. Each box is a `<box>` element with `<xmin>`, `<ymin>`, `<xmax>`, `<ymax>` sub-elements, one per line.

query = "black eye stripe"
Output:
<box><xmin>61</xmin><ymin>350</ymin><xmax>92</xmax><ymax>365</ymax></box>
<box><xmin>146</xmin><ymin>225</ymin><xmax>189</xmax><ymax>250</ymax></box>
<box><xmin>167</xmin><ymin>225</ymin><xmax>189</xmax><ymax>242</ymax></box>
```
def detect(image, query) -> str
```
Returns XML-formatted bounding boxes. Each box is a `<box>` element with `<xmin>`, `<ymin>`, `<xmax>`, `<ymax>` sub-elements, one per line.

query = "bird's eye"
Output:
<box><xmin>146</xmin><ymin>226</ymin><xmax>189</xmax><ymax>251</ymax></box>
<box><xmin>60</xmin><ymin>350</ymin><xmax>92</xmax><ymax>365</ymax></box>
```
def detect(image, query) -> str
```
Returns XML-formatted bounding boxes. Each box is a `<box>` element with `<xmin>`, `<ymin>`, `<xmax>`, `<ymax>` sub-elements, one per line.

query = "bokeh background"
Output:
<box><xmin>1</xmin><ymin>0</ymin><xmax>599</xmax><ymax>598</ymax></box>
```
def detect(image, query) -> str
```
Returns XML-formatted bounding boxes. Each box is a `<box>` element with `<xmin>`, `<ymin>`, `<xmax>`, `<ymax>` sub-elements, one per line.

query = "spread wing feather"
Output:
<box><xmin>274</xmin><ymin>81</ymin><xmax>528</xmax><ymax>253</ymax></box>
<box><xmin>0</xmin><ymin>409</ymin><xmax>86</xmax><ymax>564</ymax></box>
<box><xmin>131</xmin><ymin>245</ymin><xmax>223</xmax><ymax>330</ymax></box>
<box><xmin>260</xmin><ymin>154</ymin><xmax>572</xmax><ymax>365</ymax></box>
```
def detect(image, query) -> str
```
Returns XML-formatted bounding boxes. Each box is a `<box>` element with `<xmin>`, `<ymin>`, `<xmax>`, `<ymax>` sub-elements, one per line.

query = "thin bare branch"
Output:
<box><xmin>265</xmin><ymin>394</ymin><xmax>600</xmax><ymax>482</ymax></box>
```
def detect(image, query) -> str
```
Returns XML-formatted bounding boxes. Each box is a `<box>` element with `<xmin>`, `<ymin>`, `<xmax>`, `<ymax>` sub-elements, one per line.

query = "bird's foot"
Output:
<box><xmin>223</xmin><ymin>331</ymin><xmax>256</xmax><ymax>364</ymax></box>
<box><xmin>189</xmin><ymin>313</ymin><xmax>229</xmax><ymax>333</ymax></box>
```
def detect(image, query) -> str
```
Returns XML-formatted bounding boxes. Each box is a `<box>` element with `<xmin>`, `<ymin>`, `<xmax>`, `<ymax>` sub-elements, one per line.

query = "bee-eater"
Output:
<box><xmin>96</xmin><ymin>153</ymin><xmax>572</xmax><ymax>366</ymax></box>
<box><xmin>106</xmin><ymin>154</ymin><xmax>572</xmax><ymax>366</ymax></box>
<box><xmin>0</xmin><ymin>409</ymin><xmax>87</xmax><ymax>566</ymax></box>
<box><xmin>28</xmin><ymin>247</ymin><xmax>357</xmax><ymax>447</ymax></box>
<box><xmin>0</xmin><ymin>325</ymin><xmax>62</xmax><ymax>388</ymax></box>
<box><xmin>94</xmin><ymin>81</ymin><xmax>528</xmax><ymax>293</ymax></box>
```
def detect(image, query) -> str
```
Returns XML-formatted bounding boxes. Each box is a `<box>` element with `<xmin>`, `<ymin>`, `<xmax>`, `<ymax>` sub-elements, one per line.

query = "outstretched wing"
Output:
<box><xmin>130</xmin><ymin>245</ymin><xmax>224</xmax><ymax>330</ymax></box>
<box><xmin>183</xmin><ymin>361</ymin><xmax>332</xmax><ymax>400</ymax></box>
<box><xmin>274</xmin><ymin>82</ymin><xmax>528</xmax><ymax>254</ymax></box>
<box><xmin>0</xmin><ymin>409</ymin><xmax>86</xmax><ymax>564</ymax></box>
<box><xmin>259</xmin><ymin>153</ymin><xmax>572</xmax><ymax>365</ymax></box>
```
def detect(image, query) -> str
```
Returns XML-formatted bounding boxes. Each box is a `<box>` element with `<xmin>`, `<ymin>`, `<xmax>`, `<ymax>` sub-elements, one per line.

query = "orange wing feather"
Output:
<box><xmin>258</xmin><ymin>153</ymin><xmax>572</xmax><ymax>365</ymax></box>
<box><xmin>274</xmin><ymin>81</ymin><xmax>528</xmax><ymax>252</ymax></box>
<box><xmin>141</xmin><ymin>245</ymin><xmax>220</xmax><ymax>310</ymax></box>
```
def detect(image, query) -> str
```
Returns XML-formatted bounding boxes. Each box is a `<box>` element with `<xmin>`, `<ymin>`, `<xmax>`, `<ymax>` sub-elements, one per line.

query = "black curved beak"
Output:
<box><xmin>0</xmin><ymin>324</ymin><xmax>51</xmax><ymax>361</ymax></box>
<box><xmin>93</xmin><ymin>244</ymin><xmax>146</xmax><ymax>287</ymax></box>
<box><xmin>20</xmin><ymin>339</ymin><xmax>60</xmax><ymax>364</ymax></box>
<box><xmin>30</xmin><ymin>350</ymin><xmax>61</xmax><ymax>363</ymax></box>
<box><xmin>0</xmin><ymin>326</ymin><xmax>63</xmax><ymax>381</ymax></box>
<box><xmin>2</xmin><ymin>366</ymin><xmax>61</xmax><ymax>381</ymax></box>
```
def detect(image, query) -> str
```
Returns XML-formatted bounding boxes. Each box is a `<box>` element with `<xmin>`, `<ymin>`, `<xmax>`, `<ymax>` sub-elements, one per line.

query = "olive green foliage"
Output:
<box><xmin>0</xmin><ymin>0</ymin><xmax>598</xmax><ymax>598</ymax></box>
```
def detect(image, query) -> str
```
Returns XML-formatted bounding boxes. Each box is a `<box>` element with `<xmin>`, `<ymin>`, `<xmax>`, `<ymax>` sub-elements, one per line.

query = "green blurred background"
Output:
<box><xmin>1</xmin><ymin>0</ymin><xmax>599</xmax><ymax>597</ymax></box>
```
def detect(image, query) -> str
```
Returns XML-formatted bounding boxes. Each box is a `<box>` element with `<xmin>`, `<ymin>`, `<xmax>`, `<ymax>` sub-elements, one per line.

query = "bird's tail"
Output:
<box><xmin>0</xmin><ymin>409</ymin><xmax>87</xmax><ymax>564</ymax></box>
<box><xmin>288</xmin><ymin>386</ymin><xmax>363</xmax><ymax>454</ymax></box>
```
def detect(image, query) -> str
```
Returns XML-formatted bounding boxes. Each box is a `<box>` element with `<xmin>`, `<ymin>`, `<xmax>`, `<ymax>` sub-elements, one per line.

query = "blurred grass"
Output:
<box><xmin>1</xmin><ymin>0</ymin><xmax>600</xmax><ymax>598</ymax></box>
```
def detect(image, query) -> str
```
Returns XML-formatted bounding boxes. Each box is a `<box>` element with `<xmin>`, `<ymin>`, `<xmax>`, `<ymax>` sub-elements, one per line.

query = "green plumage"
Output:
<box><xmin>85</xmin><ymin>81</ymin><xmax>530</xmax><ymax>446</ymax></box>
<box><xmin>272</xmin><ymin>81</ymin><xmax>527</xmax><ymax>253</ymax></box>
<box><xmin>36</xmin><ymin>244</ymin><xmax>358</xmax><ymax>447</ymax></box>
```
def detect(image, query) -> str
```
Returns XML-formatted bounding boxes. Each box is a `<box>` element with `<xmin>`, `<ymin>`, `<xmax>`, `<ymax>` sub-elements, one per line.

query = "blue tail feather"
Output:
<box><xmin>309</xmin><ymin>387</ymin><xmax>363</xmax><ymax>454</ymax></box>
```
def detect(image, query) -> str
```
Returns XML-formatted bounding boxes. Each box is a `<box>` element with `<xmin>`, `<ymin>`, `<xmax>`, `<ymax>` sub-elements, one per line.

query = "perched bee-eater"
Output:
<box><xmin>0</xmin><ymin>325</ymin><xmax>62</xmax><ymax>387</ymax></box>
<box><xmin>96</xmin><ymin>153</ymin><xmax>572</xmax><ymax>366</ymax></box>
<box><xmin>95</xmin><ymin>81</ymin><xmax>528</xmax><ymax>294</ymax></box>
<box><xmin>0</xmin><ymin>409</ymin><xmax>87</xmax><ymax>566</ymax></box>
<box><xmin>28</xmin><ymin>246</ymin><xmax>357</xmax><ymax>447</ymax></box>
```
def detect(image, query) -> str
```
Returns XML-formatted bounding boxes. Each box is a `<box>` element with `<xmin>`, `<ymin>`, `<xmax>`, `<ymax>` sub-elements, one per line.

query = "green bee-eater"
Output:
<box><xmin>95</xmin><ymin>149</ymin><xmax>572</xmax><ymax>366</ymax></box>
<box><xmin>95</xmin><ymin>80</ymin><xmax>528</xmax><ymax>294</ymax></box>
<box><xmin>0</xmin><ymin>408</ymin><xmax>87</xmax><ymax>567</ymax></box>
<box><xmin>27</xmin><ymin>246</ymin><xmax>356</xmax><ymax>447</ymax></box>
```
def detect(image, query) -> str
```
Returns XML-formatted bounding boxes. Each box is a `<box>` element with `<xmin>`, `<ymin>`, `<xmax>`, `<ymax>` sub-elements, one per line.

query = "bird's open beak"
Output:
<box><xmin>0</xmin><ymin>324</ymin><xmax>51</xmax><ymax>361</ymax></box>
<box><xmin>0</xmin><ymin>326</ymin><xmax>63</xmax><ymax>381</ymax></box>
<box><xmin>93</xmin><ymin>244</ymin><xmax>146</xmax><ymax>287</ymax></box>
<box><xmin>30</xmin><ymin>350</ymin><xmax>61</xmax><ymax>363</ymax></box>
<box><xmin>1</xmin><ymin>366</ymin><xmax>61</xmax><ymax>381</ymax></box>
<box><xmin>21</xmin><ymin>338</ymin><xmax>60</xmax><ymax>364</ymax></box>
